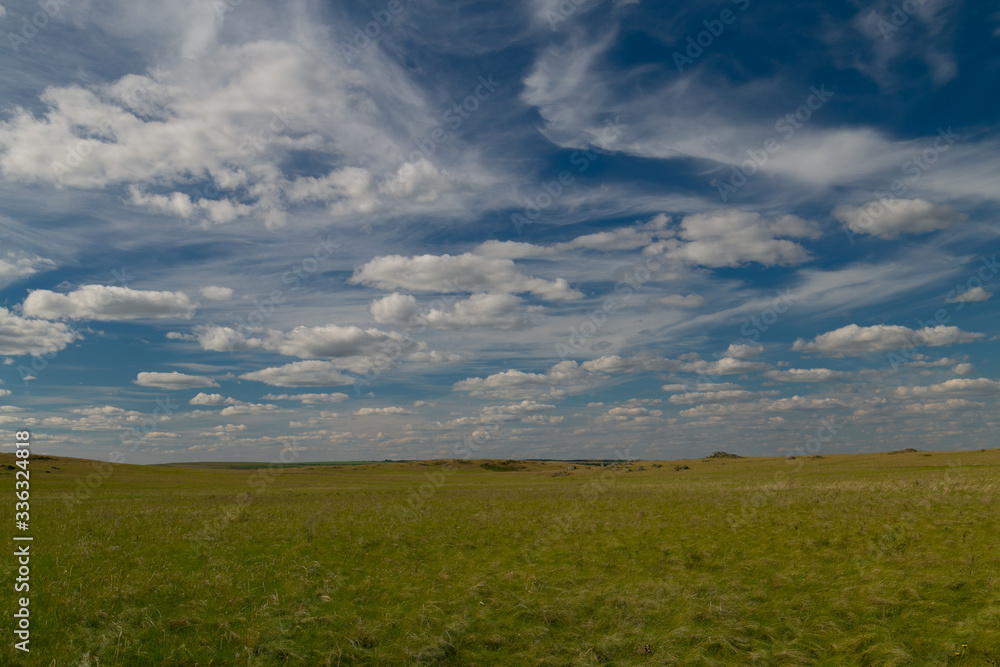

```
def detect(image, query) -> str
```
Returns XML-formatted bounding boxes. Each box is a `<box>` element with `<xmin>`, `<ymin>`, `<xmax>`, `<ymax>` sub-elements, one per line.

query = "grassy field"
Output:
<box><xmin>2</xmin><ymin>449</ymin><xmax>999</xmax><ymax>665</ymax></box>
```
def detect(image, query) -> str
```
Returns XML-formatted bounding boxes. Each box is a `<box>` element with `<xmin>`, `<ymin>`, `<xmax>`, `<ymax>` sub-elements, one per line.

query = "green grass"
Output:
<box><xmin>2</xmin><ymin>450</ymin><xmax>999</xmax><ymax>665</ymax></box>
<box><xmin>153</xmin><ymin>461</ymin><xmax>394</xmax><ymax>470</ymax></box>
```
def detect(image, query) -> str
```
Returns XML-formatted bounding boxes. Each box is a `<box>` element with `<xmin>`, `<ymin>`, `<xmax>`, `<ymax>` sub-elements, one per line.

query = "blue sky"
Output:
<box><xmin>0</xmin><ymin>0</ymin><xmax>997</xmax><ymax>463</ymax></box>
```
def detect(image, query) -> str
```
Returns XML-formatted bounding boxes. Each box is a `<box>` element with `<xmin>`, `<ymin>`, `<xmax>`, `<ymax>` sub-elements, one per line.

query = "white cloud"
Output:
<box><xmin>422</xmin><ymin>294</ymin><xmax>539</xmax><ymax>331</ymax></box>
<box><xmin>896</xmin><ymin>377</ymin><xmax>1000</xmax><ymax>397</ymax></box>
<box><xmin>370</xmin><ymin>293</ymin><xmax>419</xmax><ymax>326</ymax></box>
<box><xmin>354</xmin><ymin>406</ymin><xmax>414</xmax><ymax>416</ymax></box>
<box><xmin>199</xmin><ymin>286</ymin><xmax>233</xmax><ymax>300</ymax></box>
<box><xmin>0</xmin><ymin>251</ymin><xmax>56</xmax><ymax>289</ymax></box>
<box><xmin>271</xmin><ymin>324</ymin><xmax>405</xmax><ymax>360</ymax></box>
<box><xmin>351</xmin><ymin>253</ymin><xmax>583</xmax><ymax>301</ymax></box>
<box><xmin>946</xmin><ymin>286</ymin><xmax>992</xmax><ymax>303</ymax></box>
<box><xmin>195</xmin><ymin>323</ymin><xmax>436</xmax><ymax>370</ymax></box>
<box><xmin>679</xmin><ymin>396</ymin><xmax>847</xmax><ymax>417</ymax></box>
<box><xmin>595</xmin><ymin>399</ymin><xmax>665</xmax><ymax>424</ymax></box>
<box><xmin>793</xmin><ymin>324</ymin><xmax>984</xmax><ymax>356</ymax></box>
<box><xmin>681</xmin><ymin>357</ymin><xmax>770</xmax><ymax>375</ymax></box>
<box><xmin>651</xmin><ymin>294</ymin><xmax>704</xmax><ymax>309</ymax></box>
<box><xmin>765</xmin><ymin>368</ymin><xmax>853</xmax><ymax>382</ymax></box>
<box><xmin>239</xmin><ymin>361</ymin><xmax>356</xmax><ymax>387</ymax></box>
<box><xmin>558</xmin><ymin>227</ymin><xmax>656</xmax><ymax>251</ymax></box>
<box><xmin>187</xmin><ymin>393</ymin><xmax>280</xmax><ymax>415</ymax></box>
<box><xmin>903</xmin><ymin>355</ymin><xmax>962</xmax><ymax>368</ymax></box>
<box><xmin>662</xmin><ymin>382</ymin><xmax>742</xmax><ymax>393</ymax></box>
<box><xmin>74</xmin><ymin>405</ymin><xmax>127</xmax><ymax>415</ymax></box>
<box><xmin>666</xmin><ymin>210</ymin><xmax>820</xmax><ymax>267</ymax></box>
<box><xmin>724</xmin><ymin>343</ymin><xmax>764</xmax><ymax>359</ymax></box>
<box><xmin>0</xmin><ymin>307</ymin><xmax>81</xmax><ymax>356</ymax></box>
<box><xmin>0</xmin><ymin>389</ymin><xmax>11</xmax><ymax>397</ymax></box>
<box><xmin>482</xmin><ymin>400</ymin><xmax>557</xmax><ymax>417</ymax></box>
<box><xmin>903</xmin><ymin>399</ymin><xmax>981</xmax><ymax>413</ymax></box>
<box><xmin>372</xmin><ymin>292</ymin><xmax>539</xmax><ymax>330</ymax></box>
<box><xmin>219</xmin><ymin>403</ymin><xmax>278</xmax><ymax>416</ymax></box>
<box><xmin>285</xmin><ymin>159</ymin><xmax>462</xmax><ymax>217</ymax></box>
<box><xmin>262</xmin><ymin>392</ymin><xmax>349</xmax><ymax>404</ymax></box>
<box><xmin>200</xmin><ymin>424</ymin><xmax>248</xmax><ymax>436</ymax></box>
<box><xmin>519</xmin><ymin>29</ymin><xmax>1000</xmax><ymax>204</ymax></box>
<box><xmin>189</xmin><ymin>392</ymin><xmax>232</xmax><ymax>406</ymax></box>
<box><xmin>952</xmin><ymin>363</ymin><xmax>975</xmax><ymax>375</ymax></box>
<box><xmin>668</xmin><ymin>390</ymin><xmax>776</xmax><ymax>404</ymax></box>
<box><xmin>134</xmin><ymin>371</ymin><xmax>218</xmax><ymax>389</ymax></box>
<box><xmin>0</xmin><ymin>38</ymin><xmax>490</xmax><ymax>226</ymax></box>
<box><xmin>194</xmin><ymin>325</ymin><xmax>263</xmax><ymax>352</ymax></box>
<box><xmin>580</xmin><ymin>354</ymin><xmax>681</xmax><ymax>374</ymax></box>
<box><xmin>472</xmin><ymin>240</ymin><xmax>555</xmax><ymax>259</ymax></box>
<box><xmin>453</xmin><ymin>360</ymin><xmax>591</xmax><ymax>400</ymax></box>
<box><xmin>23</xmin><ymin>285</ymin><xmax>196</xmax><ymax>320</ymax></box>
<box><xmin>833</xmin><ymin>199</ymin><xmax>966</xmax><ymax>239</ymax></box>
<box><xmin>474</xmin><ymin>216</ymin><xmax>670</xmax><ymax>259</ymax></box>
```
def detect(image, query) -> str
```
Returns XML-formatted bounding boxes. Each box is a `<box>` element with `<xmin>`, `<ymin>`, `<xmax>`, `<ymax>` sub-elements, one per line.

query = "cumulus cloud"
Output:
<box><xmin>354</xmin><ymin>406</ymin><xmax>414</xmax><ymax>416</ymax></box>
<box><xmin>453</xmin><ymin>360</ymin><xmax>591</xmax><ymax>400</ymax></box>
<box><xmin>558</xmin><ymin>227</ymin><xmax>657</xmax><ymax>251</ymax></box>
<box><xmin>262</xmin><ymin>392</ymin><xmax>350</xmax><ymax>404</ymax></box>
<box><xmin>0</xmin><ymin>39</ymin><xmax>489</xmax><ymax>226</ymax></box>
<box><xmin>188</xmin><ymin>392</ymin><xmax>279</xmax><ymax>414</ymax></box>
<box><xmin>134</xmin><ymin>371</ymin><xmax>218</xmax><ymax>389</ymax></box>
<box><xmin>195</xmin><ymin>323</ymin><xmax>442</xmax><ymax>371</ymax></box>
<box><xmin>0</xmin><ymin>251</ymin><xmax>56</xmax><ymax>289</ymax></box>
<box><xmin>580</xmin><ymin>355</ymin><xmax>681</xmax><ymax>374</ymax></box>
<box><xmin>219</xmin><ymin>403</ymin><xmax>278</xmax><ymax>416</ymax></box>
<box><xmin>896</xmin><ymin>377</ymin><xmax>1000</xmax><ymax>397</ymax></box>
<box><xmin>665</xmin><ymin>210</ymin><xmax>820</xmax><ymax>267</ymax></box>
<box><xmin>351</xmin><ymin>253</ymin><xmax>583</xmax><ymax>301</ymax></box>
<box><xmin>472</xmin><ymin>240</ymin><xmax>555</xmax><ymax>259</ymax></box>
<box><xmin>127</xmin><ymin>186</ymin><xmax>253</xmax><ymax>224</ymax></box>
<box><xmin>23</xmin><ymin>285</ymin><xmax>197</xmax><ymax>320</ymax></box>
<box><xmin>792</xmin><ymin>324</ymin><xmax>984</xmax><ymax>356</ymax></box>
<box><xmin>482</xmin><ymin>400</ymin><xmax>557</xmax><ymax>417</ymax></box>
<box><xmin>946</xmin><ymin>286</ymin><xmax>992</xmax><ymax>303</ymax></box>
<box><xmin>662</xmin><ymin>382</ymin><xmax>742</xmax><ymax>393</ymax></box>
<box><xmin>0</xmin><ymin>307</ymin><xmax>81</xmax><ymax>356</ymax></box>
<box><xmin>681</xmin><ymin>357</ymin><xmax>770</xmax><ymax>375</ymax></box>
<box><xmin>679</xmin><ymin>396</ymin><xmax>847</xmax><ymax>417</ymax></box>
<box><xmin>903</xmin><ymin>399</ymin><xmax>981</xmax><ymax>413</ymax></box>
<box><xmin>194</xmin><ymin>325</ymin><xmax>263</xmax><ymax>352</ymax></box>
<box><xmin>372</xmin><ymin>292</ymin><xmax>540</xmax><ymax>330</ymax></box>
<box><xmin>206</xmin><ymin>424</ymin><xmax>248</xmax><ymax>434</ymax></box>
<box><xmin>370</xmin><ymin>293</ymin><xmax>419</xmax><ymax>325</ymax></box>
<box><xmin>239</xmin><ymin>360</ymin><xmax>356</xmax><ymax>387</ymax></box>
<box><xmin>902</xmin><ymin>355</ymin><xmax>962</xmax><ymax>368</ymax></box>
<box><xmin>189</xmin><ymin>392</ymin><xmax>232</xmax><ymax>406</ymax></box>
<box><xmin>595</xmin><ymin>399</ymin><xmax>666</xmax><ymax>424</ymax></box>
<box><xmin>271</xmin><ymin>324</ymin><xmax>405</xmax><ymax>360</ymax></box>
<box><xmin>668</xmin><ymin>390</ymin><xmax>777</xmax><ymax>404</ymax></box>
<box><xmin>199</xmin><ymin>286</ymin><xmax>233</xmax><ymax>300</ymax></box>
<box><xmin>833</xmin><ymin>199</ymin><xmax>966</xmax><ymax>239</ymax></box>
<box><xmin>724</xmin><ymin>343</ymin><xmax>764</xmax><ymax>359</ymax></box>
<box><xmin>765</xmin><ymin>368</ymin><xmax>853</xmax><ymax>382</ymax></box>
<box><xmin>453</xmin><ymin>354</ymin><xmax>689</xmax><ymax>403</ymax></box>
<box><xmin>473</xmin><ymin>216</ymin><xmax>670</xmax><ymax>259</ymax></box>
<box><xmin>952</xmin><ymin>363</ymin><xmax>975</xmax><ymax>375</ymax></box>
